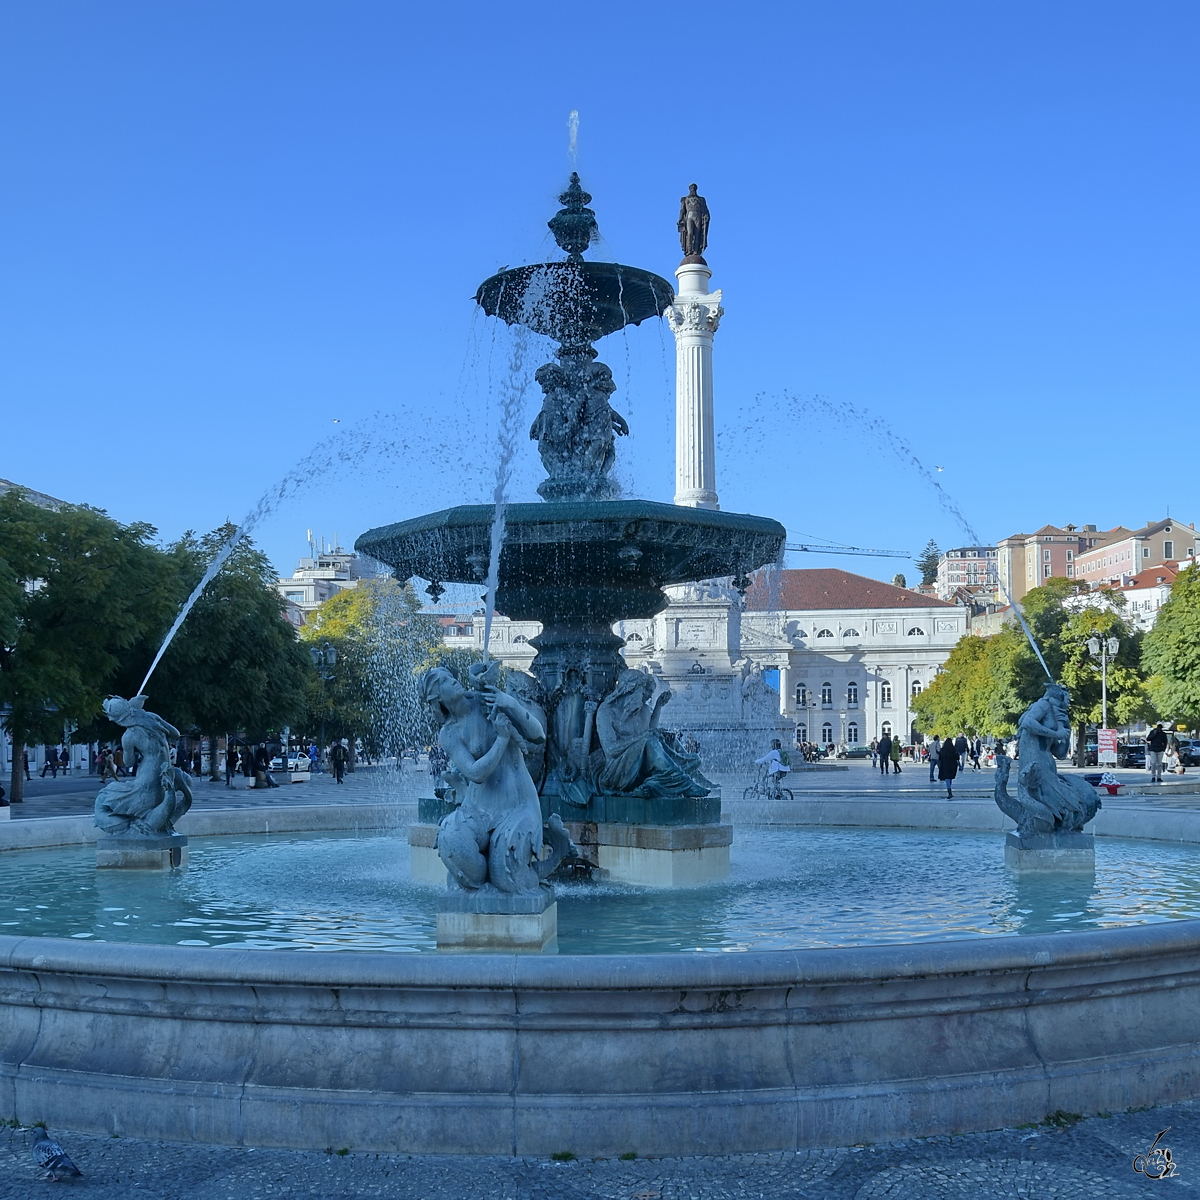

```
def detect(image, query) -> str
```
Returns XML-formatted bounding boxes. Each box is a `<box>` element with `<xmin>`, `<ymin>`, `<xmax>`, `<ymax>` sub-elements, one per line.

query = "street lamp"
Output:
<box><xmin>309</xmin><ymin>641</ymin><xmax>338</xmax><ymax>771</ymax></box>
<box><xmin>1087</xmin><ymin>635</ymin><xmax>1120</xmax><ymax>729</ymax></box>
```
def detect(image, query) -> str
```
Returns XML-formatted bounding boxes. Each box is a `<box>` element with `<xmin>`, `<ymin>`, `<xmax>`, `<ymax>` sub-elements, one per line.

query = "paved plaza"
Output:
<box><xmin>0</xmin><ymin>1101</ymin><xmax>1196</xmax><ymax>1197</ymax></box>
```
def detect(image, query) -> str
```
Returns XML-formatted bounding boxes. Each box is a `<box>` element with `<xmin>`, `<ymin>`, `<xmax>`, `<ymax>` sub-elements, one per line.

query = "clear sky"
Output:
<box><xmin>2</xmin><ymin>2</ymin><xmax>1197</xmax><ymax>583</ymax></box>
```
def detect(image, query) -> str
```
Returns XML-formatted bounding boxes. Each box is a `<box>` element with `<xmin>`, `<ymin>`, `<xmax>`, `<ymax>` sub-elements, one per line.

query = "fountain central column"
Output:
<box><xmin>668</xmin><ymin>257</ymin><xmax>723</xmax><ymax>510</ymax></box>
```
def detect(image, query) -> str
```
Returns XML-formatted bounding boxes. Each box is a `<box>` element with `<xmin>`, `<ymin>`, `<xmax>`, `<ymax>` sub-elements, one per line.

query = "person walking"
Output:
<box><xmin>954</xmin><ymin>732</ymin><xmax>969</xmax><ymax>769</ymax></box>
<box><xmin>970</xmin><ymin>736</ymin><xmax>982</xmax><ymax>771</ymax></box>
<box><xmin>938</xmin><ymin>735</ymin><xmax>961</xmax><ymax>799</ymax></box>
<box><xmin>869</xmin><ymin>737</ymin><xmax>878</xmax><ymax>768</ymax></box>
<box><xmin>58</xmin><ymin>747</ymin><xmax>71</xmax><ymax>774</ymax></box>
<box><xmin>100</xmin><ymin>747</ymin><xmax>119</xmax><ymax>783</ymax></box>
<box><xmin>330</xmin><ymin>739</ymin><xmax>348</xmax><ymax>784</ymax></box>
<box><xmin>40</xmin><ymin>750</ymin><xmax>57</xmax><ymax>779</ymax></box>
<box><xmin>889</xmin><ymin>736</ymin><xmax>903</xmax><ymax>774</ymax></box>
<box><xmin>308</xmin><ymin>742</ymin><xmax>321</xmax><ymax>775</ymax></box>
<box><xmin>927</xmin><ymin>735</ymin><xmax>941</xmax><ymax>783</ymax></box>
<box><xmin>1147</xmin><ymin>723</ymin><xmax>1169</xmax><ymax>783</ymax></box>
<box><xmin>877</xmin><ymin>732</ymin><xmax>892</xmax><ymax>774</ymax></box>
<box><xmin>224</xmin><ymin>743</ymin><xmax>239</xmax><ymax>788</ymax></box>
<box><xmin>22</xmin><ymin>751</ymin><xmax>30</xmax><ymax>781</ymax></box>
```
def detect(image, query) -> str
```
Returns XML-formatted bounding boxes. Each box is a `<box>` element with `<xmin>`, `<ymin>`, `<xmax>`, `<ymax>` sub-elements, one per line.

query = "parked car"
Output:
<box><xmin>1117</xmin><ymin>742</ymin><xmax>1146</xmax><ymax>769</ymax></box>
<box><xmin>1174</xmin><ymin>739</ymin><xmax>1200</xmax><ymax>767</ymax></box>
<box><xmin>1083</xmin><ymin>742</ymin><xmax>1098</xmax><ymax>767</ymax></box>
<box><xmin>837</xmin><ymin>744</ymin><xmax>874</xmax><ymax>759</ymax></box>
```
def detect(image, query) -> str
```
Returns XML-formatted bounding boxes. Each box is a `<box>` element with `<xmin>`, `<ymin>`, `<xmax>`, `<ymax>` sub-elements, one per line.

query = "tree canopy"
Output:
<box><xmin>1143</xmin><ymin>563</ymin><xmax>1200</xmax><ymax>728</ymax></box>
<box><xmin>916</xmin><ymin>539</ymin><xmax>940</xmax><ymax>587</ymax></box>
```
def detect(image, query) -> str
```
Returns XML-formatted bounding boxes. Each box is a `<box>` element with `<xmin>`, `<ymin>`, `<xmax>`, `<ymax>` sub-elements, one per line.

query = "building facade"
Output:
<box><xmin>935</xmin><ymin>546</ymin><xmax>998</xmax><ymax>602</ymax></box>
<box><xmin>996</xmin><ymin>524</ymin><xmax>1113</xmax><ymax>602</ymax></box>
<box><xmin>275</xmin><ymin>541</ymin><xmax>374</xmax><ymax>627</ymax></box>
<box><xmin>1073</xmin><ymin>519</ymin><xmax>1198</xmax><ymax>588</ymax></box>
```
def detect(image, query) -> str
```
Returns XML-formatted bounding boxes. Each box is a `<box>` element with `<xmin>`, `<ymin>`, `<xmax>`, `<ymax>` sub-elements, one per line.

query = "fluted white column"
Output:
<box><xmin>667</xmin><ymin>261</ymin><xmax>723</xmax><ymax>510</ymax></box>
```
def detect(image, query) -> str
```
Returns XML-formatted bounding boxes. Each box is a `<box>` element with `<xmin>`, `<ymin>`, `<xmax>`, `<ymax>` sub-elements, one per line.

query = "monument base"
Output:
<box><xmin>436</xmin><ymin>887</ymin><xmax>557</xmax><ymax>952</ymax></box>
<box><xmin>1004</xmin><ymin>831</ymin><xmax>1094</xmax><ymax>873</ymax></box>
<box><xmin>96</xmin><ymin>834</ymin><xmax>188</xmax><ymax>871</ymax></box>
<box><xmin>566</xmin><ymin>820</ymin><xmax>732</xmax><ymax>886</ymax></box>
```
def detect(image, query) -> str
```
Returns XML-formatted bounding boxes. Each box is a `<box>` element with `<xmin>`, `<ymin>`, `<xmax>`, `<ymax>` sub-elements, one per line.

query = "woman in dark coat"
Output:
<box><xmin>937</xmin><ymin>736</ymin><xmax>961</xmax><ymax>799</ymax></box>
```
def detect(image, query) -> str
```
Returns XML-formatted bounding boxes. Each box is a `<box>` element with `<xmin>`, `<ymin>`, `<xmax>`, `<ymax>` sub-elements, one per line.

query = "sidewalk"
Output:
<box><xmin>3</xmin><ymin>764</ymin><xmax>428</xmax><ymax>820</ymax></box>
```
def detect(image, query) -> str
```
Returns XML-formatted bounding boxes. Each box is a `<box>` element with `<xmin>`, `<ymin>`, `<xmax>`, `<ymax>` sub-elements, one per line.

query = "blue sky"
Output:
<box><xmin>1</xmin><ymin>2</ymin><xmax>1197</xmax><ymax>582</ymax></box>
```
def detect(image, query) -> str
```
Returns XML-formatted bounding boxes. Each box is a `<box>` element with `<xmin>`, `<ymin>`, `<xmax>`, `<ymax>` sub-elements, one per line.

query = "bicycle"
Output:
<box><xmin>743</xmin><ymin>765</ymin><xmax>794</xmax><ymax>803</ymax></box>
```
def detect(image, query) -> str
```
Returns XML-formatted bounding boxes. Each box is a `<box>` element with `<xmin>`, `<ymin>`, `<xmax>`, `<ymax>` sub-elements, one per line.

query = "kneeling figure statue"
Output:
<box><xmin>420</xmin><ymin>665</ymin><xmax>572</xmax><ymax>894</ymax></box>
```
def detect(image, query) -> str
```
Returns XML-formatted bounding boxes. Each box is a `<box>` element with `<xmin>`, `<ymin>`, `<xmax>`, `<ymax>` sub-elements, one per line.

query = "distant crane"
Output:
<box><xmin>785</xmin><ymin>541</ymin><xmax>910</xmax><ymax>560</ymax></box>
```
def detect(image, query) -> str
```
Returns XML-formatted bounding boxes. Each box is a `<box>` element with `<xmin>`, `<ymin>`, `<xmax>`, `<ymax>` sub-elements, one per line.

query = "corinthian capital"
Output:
<box><xmin>666</xmin><ymin>296</ymin><xmax>724</xmax><ymax>335</ymax></box>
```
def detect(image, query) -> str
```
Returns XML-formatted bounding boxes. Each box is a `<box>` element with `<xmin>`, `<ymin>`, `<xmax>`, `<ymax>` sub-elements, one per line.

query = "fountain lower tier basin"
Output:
<box><xmin>355</xmin><ymin>499</ymin><xmax>785</xmax><ymax>616</ymax></box>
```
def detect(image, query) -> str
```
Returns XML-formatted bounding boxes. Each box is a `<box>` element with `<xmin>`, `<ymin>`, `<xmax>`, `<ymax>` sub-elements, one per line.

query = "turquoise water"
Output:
<box><xmin>0</xmin><ymin>827</ymin><xmax>1196</xmax><ymax>954</ymax></box>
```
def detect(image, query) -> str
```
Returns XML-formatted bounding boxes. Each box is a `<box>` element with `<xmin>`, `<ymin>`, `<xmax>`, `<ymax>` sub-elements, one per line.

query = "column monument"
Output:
<box><xmin>668</xmin><ymin>184</ymin><xmax>723</xmax><ymax>510</ymax></box>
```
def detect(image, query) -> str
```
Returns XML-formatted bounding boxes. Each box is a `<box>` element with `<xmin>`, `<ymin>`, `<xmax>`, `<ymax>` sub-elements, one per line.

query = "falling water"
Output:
<box><xmin>567</xmin><ymin>110</ymin><xmax>579</xmax><ymax>166</ymax></box>
<box><xmin>788</xmin><ymin>392</ymin><xmax>1055</xmax><ymax>683</ymax></box>
<box><xmin>480</xmin><ymin>322</ymin><xmax>532</xmax><ymax>663</ymax></box>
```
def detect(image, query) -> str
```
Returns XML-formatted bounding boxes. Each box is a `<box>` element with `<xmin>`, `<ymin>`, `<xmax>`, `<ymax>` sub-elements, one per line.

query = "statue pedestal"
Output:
<box><xmin>567</xmin><ymin>820</ymin><xmax>732</xmax><ymax>887</ymax></box>
<box><xmin>408</xmin><ymin>823</ymin><xmax>447</xmax><ymax>886</ymax></box>
<box><xmin>96</xmin><ymin>834</ymin><xmax>188</xmax><ymax>871</ymax></box>
<box><xmin>1004</xmin><ymin>831</ymin><xmax>1094</xmax><ymax>873</ymax></box>
<box><xmin>436</xmin><ymin>887</ymin><xmax>557</xmax><ymax>953</ymax></box>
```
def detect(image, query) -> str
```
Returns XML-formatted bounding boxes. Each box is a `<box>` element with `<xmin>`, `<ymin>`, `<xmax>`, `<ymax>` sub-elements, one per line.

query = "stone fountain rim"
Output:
<box><xmin>0</xmin><ymin>917</ymin><xmax>1197</xmax><ymax>989</ymax></box>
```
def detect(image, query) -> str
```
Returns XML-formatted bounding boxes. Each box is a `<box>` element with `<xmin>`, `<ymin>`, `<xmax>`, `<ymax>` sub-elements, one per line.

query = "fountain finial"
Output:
<box><xmin>548</xmin><ymin>171</ymin><xmax>598</xmax><ymax>260</ymax></box>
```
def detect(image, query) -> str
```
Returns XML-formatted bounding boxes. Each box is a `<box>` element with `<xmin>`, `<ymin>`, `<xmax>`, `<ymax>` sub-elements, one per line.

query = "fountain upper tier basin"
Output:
<box><xmin>474</xmin><ymin>261</ymin><xmax>675</xmax><ymax>343</ymax></box>
<box><xmin>356</xmin><ymin>500</ymin><xmax>785</xmax><ymax>611</ymax></box>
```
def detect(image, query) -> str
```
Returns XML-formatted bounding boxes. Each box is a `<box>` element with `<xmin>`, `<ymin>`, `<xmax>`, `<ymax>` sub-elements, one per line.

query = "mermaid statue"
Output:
<box><xmin>94</xmin><ymin>695</ymin><xmax>193</xmax><ymax>836</ymax></box>
<box><xmin>994</xmin><ymin>682</ymin><xmax>1100</xmax><ymax>835</ymax></box>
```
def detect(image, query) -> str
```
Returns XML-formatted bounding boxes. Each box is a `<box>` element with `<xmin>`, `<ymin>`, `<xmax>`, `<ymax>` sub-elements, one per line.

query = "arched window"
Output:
<box><xmin>816</xmin><ymin>628</ymin><xmax>834</xmax><ymax>638</ymax></box>
<box><xmin>820</xmin><ymin>683</ymin><xmax>833</xmax><ymax>705</ymax></box>
<box><xmin>847</xmin><ymin>682</ymin><xmax>858</xmax><ymax>704</ymax></box>
<box><xmin>848</xmin><ymin>722</ymin><xmax>859</xmax><ymax>743</ymax></box>
<box><xmin>794</xmin><ymin>629</ymin><xmax>809</xmax><ymax>639</ymax></box>
<box><xmin>842</xmin><ymin>628</ymin><xmax>860</xmax><ymax>638</ymax></box>
<box><xmin>795</xmin><ymin>683</ymin><xmax>808</xmax><ymax>706</ymax></box>
<box><xmin>906</xmin><ymin>626</ymin><xmax>925</xmax><ymax>636</ymax></box>
<box><xmin>881</xmin><ymin>721</ymin><xmax>892</xmax><ymax>737</ymax></box>
<box><xmin>911</xmin><ymin>680</ymin><xmax>923</xmax><ymax>697</ymax></box>
<box><xmin>821</xmin><ymin>722</ymin><xmax>833</xmax><ymax>743</ymax></box>
<box><xmin>880</xmin><ymin>683</ymin><xmax>893</xmax><ymax>705</ymax></box>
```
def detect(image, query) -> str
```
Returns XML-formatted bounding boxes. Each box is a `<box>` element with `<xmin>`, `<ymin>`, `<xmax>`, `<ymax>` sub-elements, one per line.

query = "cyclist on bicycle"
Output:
<box><xmin>756</xmin><ymin>739</ymin><xmax>790</xmax><ymax>785</ymax></box>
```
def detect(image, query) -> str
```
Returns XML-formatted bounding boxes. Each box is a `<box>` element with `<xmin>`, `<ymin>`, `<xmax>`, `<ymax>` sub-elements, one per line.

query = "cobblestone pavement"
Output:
<box><xmin>0</xmin><ymin>1102</ymin><xmax>1197</xmax><ymax>1198</ymax></box>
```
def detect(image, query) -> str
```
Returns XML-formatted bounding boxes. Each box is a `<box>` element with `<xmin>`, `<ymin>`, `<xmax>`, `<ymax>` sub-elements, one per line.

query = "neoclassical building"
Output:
<box><xmin>439</xmin><ymin>567</ymin><xmax>964</xmax><ymax>753</ymax></box>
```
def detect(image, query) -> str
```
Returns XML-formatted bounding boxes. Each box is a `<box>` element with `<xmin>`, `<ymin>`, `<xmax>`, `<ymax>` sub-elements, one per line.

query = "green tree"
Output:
<box><xmin>0</xmin><ymin>489</ymin><xmax>178</xmax><ymax>801</ymax></box>
<box><xmin>300</xmin><ymin>576</ymin><xmax>453</xmax><ymax>755</ymax></box>
<box><xmin>916</xmin><ymin>540</ymin><xmax>940</xmax><ymax>587</ymax></box>
<box><xmin>1143</xmin><ymin>562</ymin><xmax>1200</xmax><ymax>728</ymax></box>
<box><xmin>146</xmin><ymin>525</ymin><xmax>313</xmax><ymax>769</ymax></box>
<box><xmin>891</xmin><ymin>573</ymin><xmax>907</xmax><ymax>589</ymax></box>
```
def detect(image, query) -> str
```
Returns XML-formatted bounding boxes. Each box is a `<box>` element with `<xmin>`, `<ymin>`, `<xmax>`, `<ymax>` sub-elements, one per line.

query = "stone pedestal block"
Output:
<box><xmin>407</xmin><ymin>823</ymin><xmax>447</xmax><ymax>887</ymax></box>
<box><xmin>95</xmin><ymin>834</ymin><xmax>188</xmax><ymax>871</ymax></box>
<box><xmin>436</xmin><ymin>887</ymin><xmax>556</xmax><ymax>952</ymax></box>
<box><xmin>1004</xmin><ymin>831</ymin><xmax>1094</xmax><ymax>873</ymax></box>
<box><xmin>567</xmin><ymin>820</ymin><xmax>732</xmax><ymax>886</ymax></box>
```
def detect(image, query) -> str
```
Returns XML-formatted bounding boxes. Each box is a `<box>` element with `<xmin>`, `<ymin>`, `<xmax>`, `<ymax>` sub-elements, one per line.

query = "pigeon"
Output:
<box><xmin>29</xmin><ymin>1128</ymin><xmax>82</xmax><ymax>1182</ymax></box>
<box><xmin>934</xmin><ymin>465</ymin><xmax>945</xmax><ymax>472</ymax></box>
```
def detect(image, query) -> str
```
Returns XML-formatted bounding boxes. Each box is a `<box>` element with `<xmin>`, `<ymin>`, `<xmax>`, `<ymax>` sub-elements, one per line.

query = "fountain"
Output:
<box><xmin>356</xmin><ymin>174</ymin><xmax>784</xmax><ymax>898</ymax></box>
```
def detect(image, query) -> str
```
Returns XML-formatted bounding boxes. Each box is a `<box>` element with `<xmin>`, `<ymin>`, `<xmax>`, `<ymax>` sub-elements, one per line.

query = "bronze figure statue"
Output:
<box><xmin>677</xmin><ymin>183</ymin><xmax>710</xmax><ymax>259</ymax></box>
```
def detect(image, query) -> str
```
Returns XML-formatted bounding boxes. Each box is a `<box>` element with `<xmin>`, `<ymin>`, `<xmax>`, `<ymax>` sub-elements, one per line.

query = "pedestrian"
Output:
<box><xmin>877</xmin><ymin>732</ymin><xmax>892</xmax><ymax>774</ymax></box>
<box><xmin>22</xmin><ymin>751</ymin><xmax>30</xmax><ymax>781</ymax></box>
<box><xmin>40</xmin><ymin>750</ymin><xmax>57</xmax><ymax>779</ymax></box>
<box><xmin>224</xmin><ymin>743</ymin><xmax>239</xmax><ymax>788</ymax></box>
<box><xmin>59</xmin><ymin>747</ymin><xmax>71</xmax><ymax>774</ymax></box>
<box><xmin>253</xmin><ymin>743</ymin><xmax>280</xmax><ymax>789</ymax></box>
<box><xmin>1147</xmin><ymin>723</ymin><xmax>1168</xmax><ymax>783</ymax></box>
<box><xmin>100</xmin><ymin>747</ymin><xmax>119</xmax><ymax>783</ymax></box>
<box><xmin>927</xmin><ymin>735</ymin><xmax>941</xmax><ymax>783</ymax></box>
<box><xmin>869</xmin><ymin>737</ymin><xmax>878</xmax><ymax>768</ymax></box>
<box><xmin>239</xmin><ymin>745</ymin><xmax>254</xmax><ymax>778</ymax></box>
<box><xmin>113</xmin><ymin>745</ymin><xmax>126</xmax><ymax>776</ymax></box>
<box><xmin>938</xmin><ymin>735</ymin><xmax>961</xmax><ymax>800</ymax></box>
<box><xmin>889</xmin><ymin>736</ymin><xmax>903</xmax><ymax>774</ymax></box>
<box><xmin>954</xmin><ymin>732</ymin><xmax>969</xmax><ymax>769</ymax></box>
<box><xmin>970</xmin><ymin>736</ymin><xmax>982</xmax><ymax>771</ymax></box>
<box><xmin>331</xmin><ymin>740</ymin><xmax>348</xmax><ymax>784</ymax></box>
<box><xmin>308</xmin><ymin>742</ymin><xmax>321</xmax><ymax>775</ymax></box>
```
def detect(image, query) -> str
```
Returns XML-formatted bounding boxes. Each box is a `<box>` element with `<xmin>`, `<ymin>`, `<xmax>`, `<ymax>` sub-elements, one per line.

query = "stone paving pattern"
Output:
<box><xmin>0</xmin><ymin>1102</ymin><xmax>1197</xmax><ymax>1197</ymax></box>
